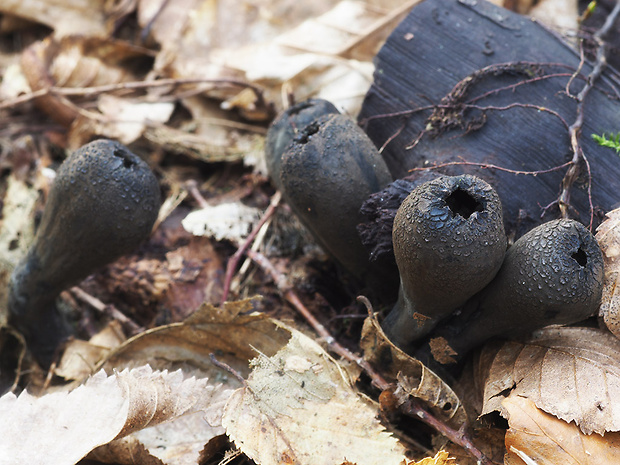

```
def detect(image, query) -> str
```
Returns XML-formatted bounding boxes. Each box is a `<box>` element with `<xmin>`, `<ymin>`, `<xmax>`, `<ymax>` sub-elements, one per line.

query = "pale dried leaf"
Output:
<box><xmin>86</xmin><ymin>303</ymin><xmax>249</xmax><ymax>465</ymax></box>
<box><xmin>182</xmin><ymin>202</ymin><xmax>261</xmax><ymax>242</ymax></box>
<box><xmin>360</xmin><ymin>313</ymin><xmax>467</xmax><ymax>428</ymax></box>
<box><xmin>0</xmin><ymin>63</ymin><xmax>30</xmax><ymax>99</ymax></box>
<box><xmin>0</xmin><ymin>0</ymin><xmax>109</xmax><ymax>37</ymax></box>
<box><xmin>529</xmin><ymin>0</ymin><xmax>578</xmax><ymax>33</ymax></box>
<box><xmin>222</xmin><ymin>329</ymin><xmax>407</xmax><ymax>465</ymax></box>
<box><xmin>138</xmin><ymin>0</ymin><xmax>334</xmax><ymax>80</ymax></box>
<box><xmin>91</xmin><ymin>379</ymin><xmax>233</xmax><ymax>465</ymax></box>
<box><xmin>140</xmin><ymin>0</ymin><xmax>413</xmax><ymax>118</ymax></box>
<box><xmin>503</xmin><ymin>395</ymin><xmax>620</xmax><ymax>465</ymax></box>
<box><xmin>480</xmin><ymin>327</ymin><xmax>620</xmax><ymax>435</ymax></box>
<box><xmin>0</xmin><ymin>174</ymin><xmax>38</xmax><ymax>267</ymax></box>
<box><xmin>92</xmin><ymin>95</ymin><xmax>174</xmax><ymax>144</ymax></box>
<box><xmin>0</xmin><ymin>365</ymin><xmax>227</xmax><ymax>464</ymax></box>
<box><xmin>21</xmin><ymin>36</ymin><xmax>152</xmax><ymax>130</ymax></box>
<box><xmin>595</xmin><ymin>208</ymin><xmax>620</xmax><ymax>338</ymax></box>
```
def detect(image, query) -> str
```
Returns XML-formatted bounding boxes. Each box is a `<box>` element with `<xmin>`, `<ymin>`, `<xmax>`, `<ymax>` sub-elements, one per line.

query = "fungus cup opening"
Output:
<box><xmin>445</xmin><ymin>188</ymin><xmax>483</xmax><ymax>219</ymax></box>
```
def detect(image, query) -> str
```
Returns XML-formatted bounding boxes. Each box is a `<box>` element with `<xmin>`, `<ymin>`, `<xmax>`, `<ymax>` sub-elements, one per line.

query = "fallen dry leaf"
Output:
<box><xmin>529</xmin><ymin>0</ymin><xmax>578</xmax><ymax>32</ymax></box>
<box><xmin>0</xmin><ymin>174</ymin><xmax>38</xmax><ymax>268</ymax></box>
<box><xmin>0</xmin><ymin>365</ymin><xmax>231</xmax><ymax>465</ymax></box>
<box><xmin>55</xmin><ymin>321</ymin><xmax>126</xmax><ymax>380</ymax></box>
<box><xmin>360</xmin><ymin>311</ymin><xmax>467</xmax><ymax>428</ymax></box>
<box><xmin>595</xmin><ymin>208</ymin><xmax>620</xmax><ymax>338</ymax></box>
<box><xmin>0</xmin><ymin>0</ymin><xmax>110</xmax><ymax>37</ymax></box>
<box><xmin>480</xmin><ymin>327</ymin><xmax>620</xmax><ymax>435</ymax></box>
<box><xmin>91</xmin><ymin>94</ymin><xmax>175</xmax><ymax>145</ymax></box>
<box><xmin>20</xmin><ymin>35</ymin><xmax>153</xmax><ymax>133</ymax></box>
<box><xmin>222</xmin><ymin>328</ymin><xmax>407</xmax><ymax>465</ymax></box>
<box><xmin>412</xmin><ymin>450</ymin><xmax>456</xmax><ymax>465</ymax></box>
<box><xmin>99</xmin><ymin>298</ymin><xmax>291</xmax><ymax>377</ymax></box>
<box><xmin>503</xmin><ymin>395</ymin><xmax>620</xmax><ymax>465</ymax></box>
<box><xmin>182</xmin><ymin>201</ymin><xmax>261</xmax><ymax>242</ymax></box>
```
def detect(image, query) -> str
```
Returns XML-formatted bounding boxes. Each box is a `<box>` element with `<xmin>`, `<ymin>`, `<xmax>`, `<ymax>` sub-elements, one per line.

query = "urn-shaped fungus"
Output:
<box><xmin>421</xmin><ymin>218</ymin><xmax>604</xmax><ymax>364</ymax></box>
<box><xmin>382</xmin><ymin>175</ymin><xmax>507</xmax><ymax>352</ymax></box>
<box><xmin>279</xmin><ymin>113</ymin><xmax>393</xmax><ymax>285</ymax></box>
<box><xmin>265</xmin><ymin>98</ymin><xmax>339</xmax><ymax>191</ymax></box>
<box><xmin>9</xmin><ymin>139</ymin><xmax>161</xmax><ymax>365</ymax></box>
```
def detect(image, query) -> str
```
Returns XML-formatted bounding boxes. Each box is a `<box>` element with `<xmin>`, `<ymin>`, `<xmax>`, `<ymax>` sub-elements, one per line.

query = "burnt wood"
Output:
<box><xmin>358</xmin><ymin>0</ymin><xmax>620</xmax><ymax>252</ymax></box>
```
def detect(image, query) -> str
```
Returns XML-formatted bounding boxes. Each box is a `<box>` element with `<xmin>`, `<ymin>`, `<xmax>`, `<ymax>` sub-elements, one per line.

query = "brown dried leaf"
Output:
<box><xmin>480</xmin><ymin>327</ymin><xmax>620</xmax><ymax>435</ymax></box>
<box><xmin>0</xmin><ymin>365</ymin><xmax>230</xmax><ymax>464</ymax></box>
<box><xmin>441</xmin><ymin>427</ymin><xmax>506</xmax><ymax>465</ymax></box>
<box><xmin>222</xmin><ymin>329</ymin><xmax>407</xmax><ymax>465</ymax></box>
<box><xmin>85</xmin><ymin>298</ymin><xmax>284</xmax><ymax>465</ymax></box>
<box><xmin>100</xmin><ymin>298</ymin><xmax>291</xmax><ymax>378</ymax></box>
<box><xmin>100</xmin><ymin>236</ymin><xmax>224</xmax><ymax>323</ymax></box>
<box><xmin>595</xmin><ymin>208</ymin><xmax>620</xmax><ymax>338</ymax></box>
<box><xmin>0</xmin><ymin>0</ymin><xmax>110</xmax><ymax>37</ymax></box>
<box><xmin>20</xmin><ymin>36</ymin><xmax>152</xmax><ymax>129</ymax></box>
<box><xmin>55</xmin><ymin>321</ymin><xmax>126</xmax><ymax>380</ymax></box>
<box><xmin>503</xmin><ymin>395</ymin><xmax>620</xmax><ymax>465</ymax></box>
<box><xmin>360</xmin><ymin>312</ymin><xmax>467</xmax><ymax>428</ymax></box>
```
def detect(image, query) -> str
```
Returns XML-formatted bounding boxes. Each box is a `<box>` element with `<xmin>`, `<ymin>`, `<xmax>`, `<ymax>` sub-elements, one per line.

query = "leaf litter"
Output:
<box><xmin>222</xmin><ymin>327</ymin><xmax>407</xmax><ymax>465</ymax></box>
<box><xmin>1</xmin><ymin>0</ymin><xmax>619</xmax><ymax>464</ymax></box>
<box><xmin>0</xmin><ymin>365</ymin><xmax>232</xmax><ymax>465</ymax></box>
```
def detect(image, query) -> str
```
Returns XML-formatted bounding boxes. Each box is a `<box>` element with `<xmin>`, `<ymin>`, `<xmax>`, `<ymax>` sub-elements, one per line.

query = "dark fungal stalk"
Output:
<box><xmin>382</xmin><ymin>175</ymin><xmax>507</xmax><ymax>352</ymax></box>
<box><xmin>8</xmin><ymin>139</ymin><xmax>161</xmax><ymax>366</ymax></box>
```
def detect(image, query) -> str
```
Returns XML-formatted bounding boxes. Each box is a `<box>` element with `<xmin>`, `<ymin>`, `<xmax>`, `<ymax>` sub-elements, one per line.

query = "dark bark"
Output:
<box><xmin>358</xmin><ymin>0</ymin><xmax>620</xmax><ymax>260</ymax></box>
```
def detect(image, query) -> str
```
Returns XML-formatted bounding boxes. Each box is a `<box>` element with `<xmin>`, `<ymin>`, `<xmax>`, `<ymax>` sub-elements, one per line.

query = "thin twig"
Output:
<box><xmin>70</xmin><ymin>286</ymin><xmax>144</xmax><ymax>335</ymax></box>
<box><xmin>559</xmin><ymin>0</ymin><xmax>620</xmax><ymax>226</ymax></box>
<box><xmin>209</xmin><ymin>353</ymin><xmax>247</xmax><ymax>385</ymax></box>
<box><xmin>245</xmin><ymin>249</ymin><xmax>391</xmax><ymax>391</ymax></box>
<box><xmin>464</xmin><ymin>102</ymin><xmax>569</xmax><ymax>129</ymax></box>
<box><xmin>0</xmin><ymin>77</ymin><xmax>268</xmax><ymax>111</ymax></box>
<box><xmin>186</xmin><ymin>180</ymin><xmax>210</xmax><ymax>209</ymax></box>
<box><xmin>402</xmin><ymin>399</ymin><xmax>498</xmax><ymax>465</ymax></box>
<box><xmin>409</xmin><ymin>159</ymin><xmax>573</xmax><ymax>177</ymax></box>
<box><xmin>221</xmin><ymin>191</ymin><xmax>282</xmax><ymax>304</ymax></box>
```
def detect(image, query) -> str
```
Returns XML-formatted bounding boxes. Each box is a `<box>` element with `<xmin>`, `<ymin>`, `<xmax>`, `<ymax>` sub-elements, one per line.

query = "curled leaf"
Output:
<box><xmin>360</xmin><ymin>312</ymin><xmax>467</xmax><ymax>428</ymax></box>
<box><xmin>0</xmin><ymin>366</ymin><xmax>230</xmax><ymax>464</ymax></box>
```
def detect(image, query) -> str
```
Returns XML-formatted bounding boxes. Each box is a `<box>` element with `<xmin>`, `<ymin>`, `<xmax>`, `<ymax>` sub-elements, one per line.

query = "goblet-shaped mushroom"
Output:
<box><xmin>9</xmin><ymin>139</ymin><xmax>161</xmax><ymax>365</ymax></box>
<box><xmin>418</xmin><ymin>218</ymin><xmax>604</xmax><ymax>364</ymax></box>
<box><xmin>382</xmin><ymin>175</ymin><xmax>507</xmax><ymax>352</ymax></box>
<box><xmin>279</xmin><ymin>112</ymin><xmax>393</xmax><ymax>285</ymax></box>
